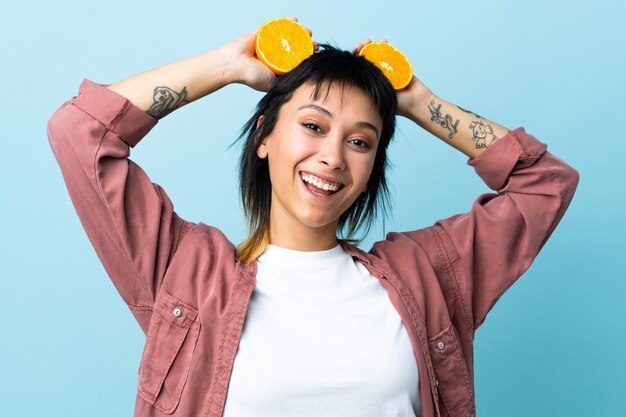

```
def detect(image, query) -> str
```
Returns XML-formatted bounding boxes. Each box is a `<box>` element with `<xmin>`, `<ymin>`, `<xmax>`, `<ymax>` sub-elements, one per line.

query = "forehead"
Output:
<box><xmin>288</xmin><ymin>81</ymin><xmax>380</xmax><ymax>118</ymax></box>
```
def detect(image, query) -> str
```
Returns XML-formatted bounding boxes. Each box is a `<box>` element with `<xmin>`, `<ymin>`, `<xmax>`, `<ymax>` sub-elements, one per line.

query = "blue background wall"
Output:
<box><xmin>2</xmin><ymin>0</ymin><xmax>624</xmax><ymax>415</ymax></box>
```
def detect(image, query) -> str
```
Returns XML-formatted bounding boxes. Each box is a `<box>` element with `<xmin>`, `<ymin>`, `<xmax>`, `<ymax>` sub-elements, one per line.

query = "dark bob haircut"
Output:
<box><xmin>235</xmin><ymin>43</ymin><xmax>398</xmax><ymax>264</ymax></box>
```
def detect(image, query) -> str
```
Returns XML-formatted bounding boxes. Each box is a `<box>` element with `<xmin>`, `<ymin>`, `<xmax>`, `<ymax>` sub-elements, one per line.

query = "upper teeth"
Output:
<box><xmin>301</xmin><ymin>174</ymin><xmax>340</xmax><ymax>192</ymax></box>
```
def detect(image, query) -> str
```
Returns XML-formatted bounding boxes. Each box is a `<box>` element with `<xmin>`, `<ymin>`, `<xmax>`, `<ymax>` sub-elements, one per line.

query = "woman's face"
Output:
<box><xmin>257</xmin><ymin>81</ymin><xmax>383</xmax><ymax>240</ymax></box>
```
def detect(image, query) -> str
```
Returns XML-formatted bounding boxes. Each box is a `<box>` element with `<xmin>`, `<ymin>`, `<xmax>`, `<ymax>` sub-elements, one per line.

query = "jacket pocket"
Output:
<box><xmin>428</xmin><ymin>323</ymin><xmax>475</xmax><ymax>417</ymax></box>
<box><xmin>138</xmin><ymin>291</ymin><xmax>200</xmax><ymax>414</ymax></box>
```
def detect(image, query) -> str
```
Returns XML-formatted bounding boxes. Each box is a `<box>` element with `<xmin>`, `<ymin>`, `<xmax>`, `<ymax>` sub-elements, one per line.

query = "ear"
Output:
<box><xmin>255</xmin><ymin>115</ymin><xmax>269</xmax><ymax>159</ymax></box>
<box><xmin>257</xmin><ymin>141</ymin><xmax>268</xmax><ymax>159</ymax></box>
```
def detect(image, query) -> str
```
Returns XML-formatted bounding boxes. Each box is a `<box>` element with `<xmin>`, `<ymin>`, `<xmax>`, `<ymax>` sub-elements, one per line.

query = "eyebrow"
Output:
<box><xmin>297</xmin><ymin>104</ymin><xmax>380</xmax><ymax>138</ymax></box>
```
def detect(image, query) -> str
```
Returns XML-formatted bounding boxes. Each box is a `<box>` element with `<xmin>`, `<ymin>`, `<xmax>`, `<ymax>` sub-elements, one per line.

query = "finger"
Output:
<box><xmin>314</xmin><ymin>41</ymin><xmax>320</xmax><ymax>52</ymax></box>
<box><xmin>380</xmin><ymin>38</ymin><xmax>388</xmax><ymax>43</ymax></box>
<box><xmin>354</xmin><ymin>38</ymin><xmax>373</xmax><ymax>54</ymax></box>
<box><xmin>305</xmin><ymin>26</ymin><xmax>313</xmax><ymax>37</ymax></box>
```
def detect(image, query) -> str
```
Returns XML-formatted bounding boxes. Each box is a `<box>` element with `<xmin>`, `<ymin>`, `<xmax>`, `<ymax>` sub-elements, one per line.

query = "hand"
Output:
<box><xmin>219</xmin><ymin>30</ymin><xmax>275</xmax><ymax>92</ymax></box>
<box><xmin>221</xmin><ymin>17</ymin><xmax>319</xmax><ymax>92</ymax></box>
<box><xmin>353</xmin><ymin>38</ymin><xmax>433</xmax><ymax>119</ymax></box>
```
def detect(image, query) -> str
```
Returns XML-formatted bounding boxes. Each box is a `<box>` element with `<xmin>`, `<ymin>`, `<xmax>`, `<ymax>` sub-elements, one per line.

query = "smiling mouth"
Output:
<box><xmin>300</xmin><ymin>172</ymin><xmax>344</xmax><ymax>196</ymax></box>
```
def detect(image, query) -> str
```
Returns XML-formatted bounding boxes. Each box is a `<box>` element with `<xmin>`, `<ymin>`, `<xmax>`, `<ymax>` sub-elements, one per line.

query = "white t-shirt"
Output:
<box><xmin>222</xmin><ymin>244</ymin><xmax>421</xmax><ymax>417</ymax></box>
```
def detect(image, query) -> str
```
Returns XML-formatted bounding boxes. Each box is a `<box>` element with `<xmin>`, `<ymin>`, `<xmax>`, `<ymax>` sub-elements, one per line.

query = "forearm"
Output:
<box><xmin>405</xmin><ymin>91</ymin><xmax>510</xmax><ymax>159</ymax></box>
<box><xmin>106</xmin><ymin>46</ymin><xmax>239</xmax><ymax>120</ymax></box>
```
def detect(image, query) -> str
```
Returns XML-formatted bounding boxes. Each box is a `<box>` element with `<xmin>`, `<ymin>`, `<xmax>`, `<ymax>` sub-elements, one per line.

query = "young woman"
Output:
<box><xmin>47</xmin><ymin>20</ymin><xmax>579</xmax><ymax>417</ymax></box>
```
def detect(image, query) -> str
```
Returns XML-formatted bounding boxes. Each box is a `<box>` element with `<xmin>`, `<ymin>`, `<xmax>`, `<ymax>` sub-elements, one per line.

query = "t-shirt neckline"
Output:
<box><xmin>259</xmin><ymin>243</ymin><xmax>345</xmax><ymax>269</ymax></box>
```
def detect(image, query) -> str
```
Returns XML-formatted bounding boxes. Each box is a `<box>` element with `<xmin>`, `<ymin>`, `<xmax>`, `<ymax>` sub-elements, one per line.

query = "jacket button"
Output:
<box><xmin>437</xmin><ymin>341</ymin><xmax>445</xmax><ymax>350</ymax></box>
<box><xmin>172</xmin><ymin>307</ymin><xmax>182</xmax><ymax>317</ymax></box>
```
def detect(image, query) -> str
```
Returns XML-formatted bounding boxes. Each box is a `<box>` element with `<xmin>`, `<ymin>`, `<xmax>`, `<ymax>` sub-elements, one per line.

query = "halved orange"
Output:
<box><xmin>359</xmin><ymin>42</ymin><xmax>413</xmax><ymax>90</ymax></box>
<box><xmin>255</xmin><ymin>18</ymin><xmax>314</xmax><ymax>76</ymax></box>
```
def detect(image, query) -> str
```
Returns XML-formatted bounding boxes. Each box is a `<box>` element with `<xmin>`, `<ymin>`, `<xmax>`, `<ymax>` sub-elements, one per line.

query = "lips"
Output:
<box><xmin>299</xmin><ymin>171</ymin><xmax>345</xmax><ymax>196</ymax></box>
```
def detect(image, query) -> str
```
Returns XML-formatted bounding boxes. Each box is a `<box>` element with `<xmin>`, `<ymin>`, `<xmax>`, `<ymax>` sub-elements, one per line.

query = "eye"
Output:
<box><xmin>303</xmin><ymin>122</ymin><xmax>322</xmax><ymax>133</ymax></box>
<box><xmin>349</xmin><ymin>138</ymin><xmax>371</xmax><ymax>149</ymax></box>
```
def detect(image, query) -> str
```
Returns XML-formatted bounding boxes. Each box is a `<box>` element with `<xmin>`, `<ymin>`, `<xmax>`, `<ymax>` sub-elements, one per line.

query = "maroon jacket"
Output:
<box><xmin>47</xmin><ymin>79</ymin><xmax>579</xmax><ymax>417</ymax></box>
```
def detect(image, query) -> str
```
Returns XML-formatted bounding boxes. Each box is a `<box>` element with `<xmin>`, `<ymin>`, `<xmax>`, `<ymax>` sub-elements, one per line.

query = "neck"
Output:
<box><xmin>269</xmin><ymin>209</ymin><xmax>339</xmax><ymax>252</ymax></box>
<box><xmin>270</xmin><ymin>229</ymin><xmax>338</xmax><ymax>251</ymax></box>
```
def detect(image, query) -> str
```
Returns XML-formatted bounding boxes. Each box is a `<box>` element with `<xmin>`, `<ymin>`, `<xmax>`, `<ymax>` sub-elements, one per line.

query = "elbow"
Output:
<box><xmin>47</xmin><ymin>111</ymin><xmax>62</xmax><ymax>155</ymax></box>
<box><xmin>46</xmin><ymin>102</ymin><xmax>70</xmax><ymax>150</ymax></box>
<box><xmin>47</xmin><ymin>99</ymin><xmax>80</xmax><ymax>157</ymax></box>
<box><xmin>540</xmin><ymin>151</ymin><xmax>580</xmax><ymax>208</ymax></box>
<box><xmin>558</xmin><ymin>161</ymin><xmax>580</xmax><ymax>207</ymax></box>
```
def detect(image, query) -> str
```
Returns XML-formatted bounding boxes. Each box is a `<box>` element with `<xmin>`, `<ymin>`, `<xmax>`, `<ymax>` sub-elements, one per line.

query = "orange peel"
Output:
<box><xmin>255</xmin><ymin>18</ymin><xmax>314</xmax><ymax>76</ymax></box>
<box><xmin>359</xmin><ymin>42</ymin><xmax>413</xmax><ymax>90</ymax></box>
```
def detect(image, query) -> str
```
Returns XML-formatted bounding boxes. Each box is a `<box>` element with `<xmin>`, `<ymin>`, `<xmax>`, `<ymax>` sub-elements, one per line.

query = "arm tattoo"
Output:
<box><xmin>456</xmin><ymin>105</ymin><xmax>483</xmax><ymax>119</ymax></box>
<box><xmin>469</xmin><ymin>120</ymin><xmax>498</xmax><ymax>149</ymax></box>
<box><xmin>428</xmin><ymin>99</ymin><xmax>459</xmax><ymax>139</ymax></box>
<box><xmin>146</xmin><ymin>86</ymin><xmax>189</xmax><ymax>119</ymax></box>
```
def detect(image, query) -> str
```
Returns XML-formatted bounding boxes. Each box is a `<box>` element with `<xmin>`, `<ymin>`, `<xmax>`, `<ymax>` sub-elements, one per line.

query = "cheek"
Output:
<box><xmin>266</xmin><ymin>138</ymin><xmax>310</xmax><ymax>182</ymax></box>
<box><xmin>352</xmin><ymin>156</ymin><xmax>376</xmax><ymax>187</ymax></box>
<box><xmin>269</xmin><ymin>133</ymin><xmax>315</xmax><ymax>167</ymax></box>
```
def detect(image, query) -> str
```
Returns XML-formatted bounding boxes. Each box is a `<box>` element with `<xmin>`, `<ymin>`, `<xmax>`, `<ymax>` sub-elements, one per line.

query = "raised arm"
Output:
<box><xmin>397</xmin><ymin>80</ymin><xmax>510</xmax><ymax>159</ymax></box>
<box><xmin>46</xmin><ymin>27</ymin><xmax>287</xmax><ymax>332</ymax></box>
<box><xmin>353</xmin><ymin>38</ymin><xmax>509</xmax><ymax>159</ymax></box>
<box><xmin>399</xmin><ymin>75</ymin><xmax>579</xmax><ymax>329</ymax></box>
<box><xmin>357</xmin><ymin>40</ymin><xmax>579</xmax><ymax>331</ymax></box>
<box><xmin>105</xmin><ymin>30</ymin><xmax>278</xmax><ymax>119</ymax></box>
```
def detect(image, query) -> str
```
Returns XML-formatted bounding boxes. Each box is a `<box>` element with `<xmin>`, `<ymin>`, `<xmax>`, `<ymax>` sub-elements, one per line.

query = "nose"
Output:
<box><xmin>317</xmin><ymin>137</ymin><xmax>346</xmax><ymax>170</ymax></box>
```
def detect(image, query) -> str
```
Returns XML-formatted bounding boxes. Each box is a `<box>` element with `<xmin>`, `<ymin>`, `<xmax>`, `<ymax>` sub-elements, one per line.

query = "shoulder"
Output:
<box><xmin>179</xmin><ymin>222</ymin><xmax>238</xmax><ymax>261</ymax></box>
<box><xmin>369</xmin><ymin>226</ymin><xmax>446</xmax><ymax>271</ymax></box>
<box><xmin>161</xmin><ymin>223</ymin><xmax>245</xmax><ymax>306</ymax></box>
<box><xmin>183</xmin><ymin>222</ymin><xmax>234</xmax><ymax>245</ymax></box>
<box><xmin>364</xmin><ymin>227</ymin><xmax>459</xmax><ymax>321</ymax></box>
<box><xmin>342</xmin><ymin>226</ymin><xmax>449</xmax><ymax>290</ymax></box>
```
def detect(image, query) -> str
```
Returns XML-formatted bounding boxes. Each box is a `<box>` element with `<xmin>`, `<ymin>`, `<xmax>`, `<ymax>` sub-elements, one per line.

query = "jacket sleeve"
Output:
<box><xmin>401</xmin><ymin>127</ymin><xmax>579</xmax><ymax>330</ymax></box>
<box><xmin>47</xmin><ymin>78</ymin><xmax>194</xmax><ymax>333</ymax></box>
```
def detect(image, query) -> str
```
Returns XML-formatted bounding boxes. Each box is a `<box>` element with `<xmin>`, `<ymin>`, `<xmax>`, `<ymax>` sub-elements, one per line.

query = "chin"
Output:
<box><xmin>297</xmin><ymin>213</ymin><xmax>339</xmax><ymax>231</ymax></box>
